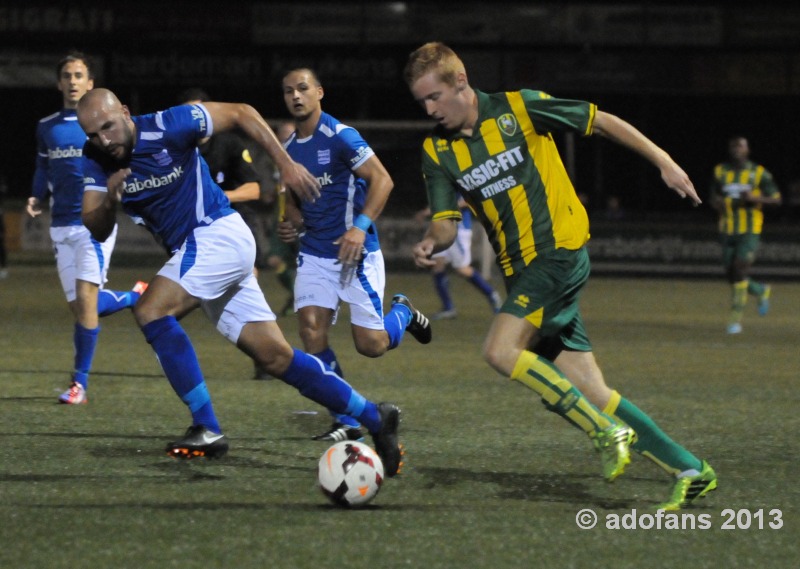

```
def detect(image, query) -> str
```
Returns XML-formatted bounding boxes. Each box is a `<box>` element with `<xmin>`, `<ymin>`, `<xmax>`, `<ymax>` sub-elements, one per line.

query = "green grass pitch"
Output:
<box><xmin>1</xmin><ymin>261</ymin><xmax>798</xmax><ymax>568</ymax></box>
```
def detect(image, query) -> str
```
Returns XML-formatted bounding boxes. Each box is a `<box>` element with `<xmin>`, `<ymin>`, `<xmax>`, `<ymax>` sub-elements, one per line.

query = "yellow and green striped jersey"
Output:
<box><xmin>710</xmin><ymin>160</ymin><xmax>779</xmax><ymax>235</ymax></box>
<box><xmin>421</xmin><ymin>89</ymin><xmax>594</xmax><ymax>277</ymax></box>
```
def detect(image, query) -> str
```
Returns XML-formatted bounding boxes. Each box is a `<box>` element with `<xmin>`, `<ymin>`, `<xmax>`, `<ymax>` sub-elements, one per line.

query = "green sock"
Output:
<box><xmin>606</xmin><ymin>392</ymin><xmax>702</xmax><ymax>476</ymax></box>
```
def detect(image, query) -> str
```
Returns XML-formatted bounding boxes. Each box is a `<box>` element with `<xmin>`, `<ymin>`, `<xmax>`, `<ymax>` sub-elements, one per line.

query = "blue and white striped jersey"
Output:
<box><xmin>82</xmin><ymin>104</ymin><xmax>233</xmax><ymax>253</ymax></box>
<box><xmin>32</xmin><ymin>109</ymin><xmax>87</xmax><ymax>227</ymax></box>
<box><xmin>284</xmin><ymin>112</ymin><xmax>379</xmax><ymax>259</ymax></box>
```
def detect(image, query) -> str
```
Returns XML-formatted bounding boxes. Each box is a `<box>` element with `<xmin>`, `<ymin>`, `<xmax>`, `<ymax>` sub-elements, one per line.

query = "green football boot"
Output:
<box><xmin>656</xmin><ymin>460</ymin><xmax>718</xmax><ymax>511</ymax></box>
<box><xmin>591</xmin><ymin>424</ymin><xmax>635</xmax><ymax>482</ymax></box>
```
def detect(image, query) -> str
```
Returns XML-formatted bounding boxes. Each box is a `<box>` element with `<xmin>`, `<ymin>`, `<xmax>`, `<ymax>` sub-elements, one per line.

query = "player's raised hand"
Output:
<box><xmin>26</xmin><ymin>197</ymin><xmax>42</xmax><ymax>218</ymax></box>
<box><xmin>107</xmin><ymin>169</ymin><xmax>131</xmax><ymax>203</ymax></box>
<box><xmin>281</xmin><ymin>161</ymin><xmax>321</xmax><ymax>203</ymax></box>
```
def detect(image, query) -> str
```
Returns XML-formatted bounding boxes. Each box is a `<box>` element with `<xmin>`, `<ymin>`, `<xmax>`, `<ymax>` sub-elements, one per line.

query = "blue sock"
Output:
<box><xmin>97</xmin><ymin>289</ymin><xmax>139</xmax><ymax>317</ymax></box>
<box><xmin>314</xmin><ymin>347</ymin><xmax>344</xmax><ymax>377</ymax></box>
<box><xmin>468</xmin><ymin>271</ymin><xmax>495</xmax><ymax>298</ymax></box>
<box><xmin>281</xmin><ymin>348</ymin><xmax>381</xmax><ymax>433</ymax></box>
<box><xmin>73</xmin><ymin>323</ymin><xmax>99</xmax><ymax>389</ymax></box>
<box><xmin>384</xmin><ymin>302</ymin><xmax>412</xmax><ymax>350</ymax></box>
<box><xmin>142</xmin><ymin>315</ymin><xmax>221</xmax><ymax>433</ymax></box>
<box><xmin>434</xmin><ymin>272</ymin><xmax>454</xmax><ymax>311</ymax></box>
<box><xmin>313</xmin><ymin>348</ymin><xmax>360</xmax><ymax>428</ymax></box>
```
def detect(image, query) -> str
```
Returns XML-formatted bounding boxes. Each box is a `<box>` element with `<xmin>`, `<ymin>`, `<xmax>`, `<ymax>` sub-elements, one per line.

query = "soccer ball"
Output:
<box><xmin>318</xmin><ymin>441</ymin><xmax>384</xmax><ymax>507</ymax></box>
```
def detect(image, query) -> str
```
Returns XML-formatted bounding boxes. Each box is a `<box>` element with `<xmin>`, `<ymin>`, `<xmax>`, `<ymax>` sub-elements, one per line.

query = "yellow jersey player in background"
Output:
<box><xmin>710</xmin><ymin>136</ymin><xmax>781</xmax><ymax>334</ymax></box>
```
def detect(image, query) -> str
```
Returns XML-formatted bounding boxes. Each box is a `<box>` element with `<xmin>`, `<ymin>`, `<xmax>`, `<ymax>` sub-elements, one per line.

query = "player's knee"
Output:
<box><xmin>299</xmin><ymin>327</ymin><xmax>326</xmax><ymax>351</ymax></box>
<box><xmin>354</xmin><ymin>339</ymin><xmax>387</xmax><ymax>358</ymax></box>
<box><xmin>482</xmin><ymin>343</ymin><xmax>513</xmax><ymax>376</ymax></box>
<box><xmin>132</xmin><ymin>301</ymin><xmax>166</xmax><ymax>328</ymax></box>
<box><xmin>252</xmin><ymin>338</ymin><xmax>294</xmax><ymax>376</ymax></box>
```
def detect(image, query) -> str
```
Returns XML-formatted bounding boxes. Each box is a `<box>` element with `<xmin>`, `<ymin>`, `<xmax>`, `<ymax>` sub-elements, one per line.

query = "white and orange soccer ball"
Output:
<box><xmin>318</xmin><ymin>441</ymin><xmax>384</xmax><ymax>507</ymax></box>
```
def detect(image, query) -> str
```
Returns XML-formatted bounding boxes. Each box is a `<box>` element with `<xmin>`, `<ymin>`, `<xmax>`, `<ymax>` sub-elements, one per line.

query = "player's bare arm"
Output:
<box><xmin>592</xmin><ymin>110</ymin><xmax>701</xmax><ymax>206</ymax></box>
<box><xmin>201</xmin><ymin>102</ymin><xmax>320</xmax><ymax>203</ymax></box>
<box><xmin>224</xmin><ymin>182</ymin><xmax>260</xmax><ymax>203</ymax></box>
<box><xmin>741</xmin><ymin>191</ymin><xmax>782</xmax><ymax>206</ymax></box>
<box><xmin>81</xmin><ymin>168</ymin><xmax>129</xmax><ymax>242</ymax></box>
<box><xmin>25</xmin><ymin>197</ymin><xmax>42</xmax><ymax>218</ymax></box>
<box><xmin>412</xmin><ymin>218</ymin><xmax>458</xmax><ymax>268</ymax></box>
<box><xmin>334</xmin><ymin>156</ymin><xmax>394</xmax><ymax>266</ymax></box>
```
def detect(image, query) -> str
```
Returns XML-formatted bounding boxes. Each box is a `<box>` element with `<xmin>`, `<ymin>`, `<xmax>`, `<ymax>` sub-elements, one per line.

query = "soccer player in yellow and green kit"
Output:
<box><xmin>404</xmin><ymin>42</ymin><xmax>716</xmax><ymax>510</ymax></box>
<box><xmin>710</xmin><ymin>136</ymin><xmax>781</xmax><ymax>334</ymax></box>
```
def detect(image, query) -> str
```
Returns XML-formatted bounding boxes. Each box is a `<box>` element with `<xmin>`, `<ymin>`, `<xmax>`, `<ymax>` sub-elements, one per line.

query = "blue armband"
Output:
<box><xmin>353</xmin><ymin>214</ymin><xmax>372</xmax><ymax>233</ymax></box>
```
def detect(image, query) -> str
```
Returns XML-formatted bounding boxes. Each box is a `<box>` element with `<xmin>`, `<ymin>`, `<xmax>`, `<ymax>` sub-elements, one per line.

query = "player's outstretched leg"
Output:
<box><xmin>279</xmin><ymin>348</ymin><xmax>403</xmax><ymax>476</ymax></box>
<box><xmin>97</xmin><ymin>281</ymin><xmax>148</xmax><ymax>317</ymax></box>
<box><xmin>603</xmin><ymin>390</ymin><xmax>717</xmax><ymax>509</ymax></box>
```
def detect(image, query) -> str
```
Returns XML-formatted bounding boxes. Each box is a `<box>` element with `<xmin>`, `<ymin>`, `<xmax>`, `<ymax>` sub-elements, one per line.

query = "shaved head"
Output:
<box><xmin>77</xmin><ymin>88</ymin><xmax>122</xmax><ymax>119</ymax></box>
<box><xmin>78</xmin><ymin>88</ymin><xmax>135</xmax><ymax>166</ymax></box>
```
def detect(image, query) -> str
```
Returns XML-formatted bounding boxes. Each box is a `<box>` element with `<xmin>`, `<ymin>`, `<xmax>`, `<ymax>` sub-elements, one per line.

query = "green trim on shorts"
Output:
<box><xmin>499</xmin><ymin>247</ymin><xmax>592</xmax><ymax>357</ymax></box>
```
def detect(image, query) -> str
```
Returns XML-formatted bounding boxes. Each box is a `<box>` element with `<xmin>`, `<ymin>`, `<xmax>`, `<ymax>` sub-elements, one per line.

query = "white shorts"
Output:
<box><xmin>50</xmin><ymin>224</ymin><xmax>118</xmax><ymax>302</ymax></box>
<box><xmin>294</xmin><ymin>250</ymin><xmax>386</xmax><ymax>330</ymax></box>
<box><xmin>433</xmin><ymin>227</ymin><xmax>472</xmax><ymax>269</ymax></box>
<box><xmin>157</xmin><ymin>213</ymin><xmax>275</xmax><ymax>343</ymax></box>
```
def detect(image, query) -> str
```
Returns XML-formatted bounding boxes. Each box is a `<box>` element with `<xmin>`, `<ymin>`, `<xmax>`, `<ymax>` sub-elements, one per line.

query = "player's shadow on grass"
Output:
<box><xmin>416</xmin><ymin>466</ymin><xmax>635</xmax><ymax>510</ymax></box>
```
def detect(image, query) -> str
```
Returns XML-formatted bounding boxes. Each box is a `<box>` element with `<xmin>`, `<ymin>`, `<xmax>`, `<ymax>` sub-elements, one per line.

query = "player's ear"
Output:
<box><xmin>121</xmin><ymin>105</ymin><xmax>131</xmax><ymax>119</ymax></box>
<box><xmin>455</xmin><ymin>72</ymin><xmax>468</xmax><ymax>92</ymax></box>
<box><xmin>318</xmin><ymin>86</ymin><xmax>325</xmax><ymax>101</ymax></box>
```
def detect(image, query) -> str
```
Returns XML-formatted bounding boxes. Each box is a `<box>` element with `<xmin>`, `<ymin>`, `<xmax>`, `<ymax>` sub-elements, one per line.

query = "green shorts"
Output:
<box><xmin>721</xmin><ymin>233</ymin><xmax>760</xmax><ymax>267</ymax></box>
<box><xmin>500</xmin><ymin>247</ymin><xmax>592</xmax><ymax>360</ymax></box>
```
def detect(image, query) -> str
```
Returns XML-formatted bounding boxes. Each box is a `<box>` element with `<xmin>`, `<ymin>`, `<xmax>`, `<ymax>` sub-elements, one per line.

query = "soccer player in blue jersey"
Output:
<box><xmin>76</xmin><ymin>88</ymin><xmax>402</xmax><ymax>474</ymax></box>
<box><xmin>415</xmin><ymin>199</ymin><xmax>502</xmax><ymax>320</ymax></box>
<box><xmin>26</xmin><ymin>51</ymin><xmax>145</xmax><ymax>405</ymax></box>
<box><xmin>278</xmin><ymin>68</ymin><xmax>432</xmax><ymax>443</ymax></box>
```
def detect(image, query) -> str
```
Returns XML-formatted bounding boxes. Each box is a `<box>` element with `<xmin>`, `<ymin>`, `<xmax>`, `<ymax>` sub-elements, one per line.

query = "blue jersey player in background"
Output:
<box><xmin>279</xmin><ymin>68</ymin><xmax>432</xmax><ymax>443</ymax></box>
<box><xmin>76</xmin><ymin>88</ymin><xmax>403</xmax><ymax>475</ymax></box>
<box><xmin>26</xmin><ymin>52</ymin><xmax>145</xmax><ymax>405</ymax></box>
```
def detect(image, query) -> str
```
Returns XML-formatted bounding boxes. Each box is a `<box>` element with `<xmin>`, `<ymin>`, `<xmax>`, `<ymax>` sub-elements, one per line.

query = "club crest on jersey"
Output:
<box><xmin>436</xmin><ymin>139</ymin><xmax>450</xmax><ymax>152</ymax></box>
<box><xmin>154</xmin><ymin>149</ymin><xmax>172</xmax><ymax>167</ymax></box>
<box><xmin>497</xmin><ymin>114</ymin><xmax>517</xmax><ymax>137</ymax></box>
<box><xmin>317</xmin><ymin>149</ymin><xmax>331</xmax><ymax>165</ymax></box>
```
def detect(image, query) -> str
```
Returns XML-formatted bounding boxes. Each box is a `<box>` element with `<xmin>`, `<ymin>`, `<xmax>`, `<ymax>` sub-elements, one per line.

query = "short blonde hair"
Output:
<box><xmin>403</xmin><ymin>42</ymin><xmax>465</xmax><ymax>88</ymax></box>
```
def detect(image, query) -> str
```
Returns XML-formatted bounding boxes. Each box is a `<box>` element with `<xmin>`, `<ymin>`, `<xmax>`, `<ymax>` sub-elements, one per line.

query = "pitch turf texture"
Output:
<box><xmin>1</xmin><ymin>263</ymin><xmax>797</xmax><ymax>569</ymax></box>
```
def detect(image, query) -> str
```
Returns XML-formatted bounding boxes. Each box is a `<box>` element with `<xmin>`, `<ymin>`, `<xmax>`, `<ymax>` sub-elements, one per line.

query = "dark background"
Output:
<box><xmin>3</xmin><ymin>1</ymin><xmax>800</xmax><ymax>219</ymax></box>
